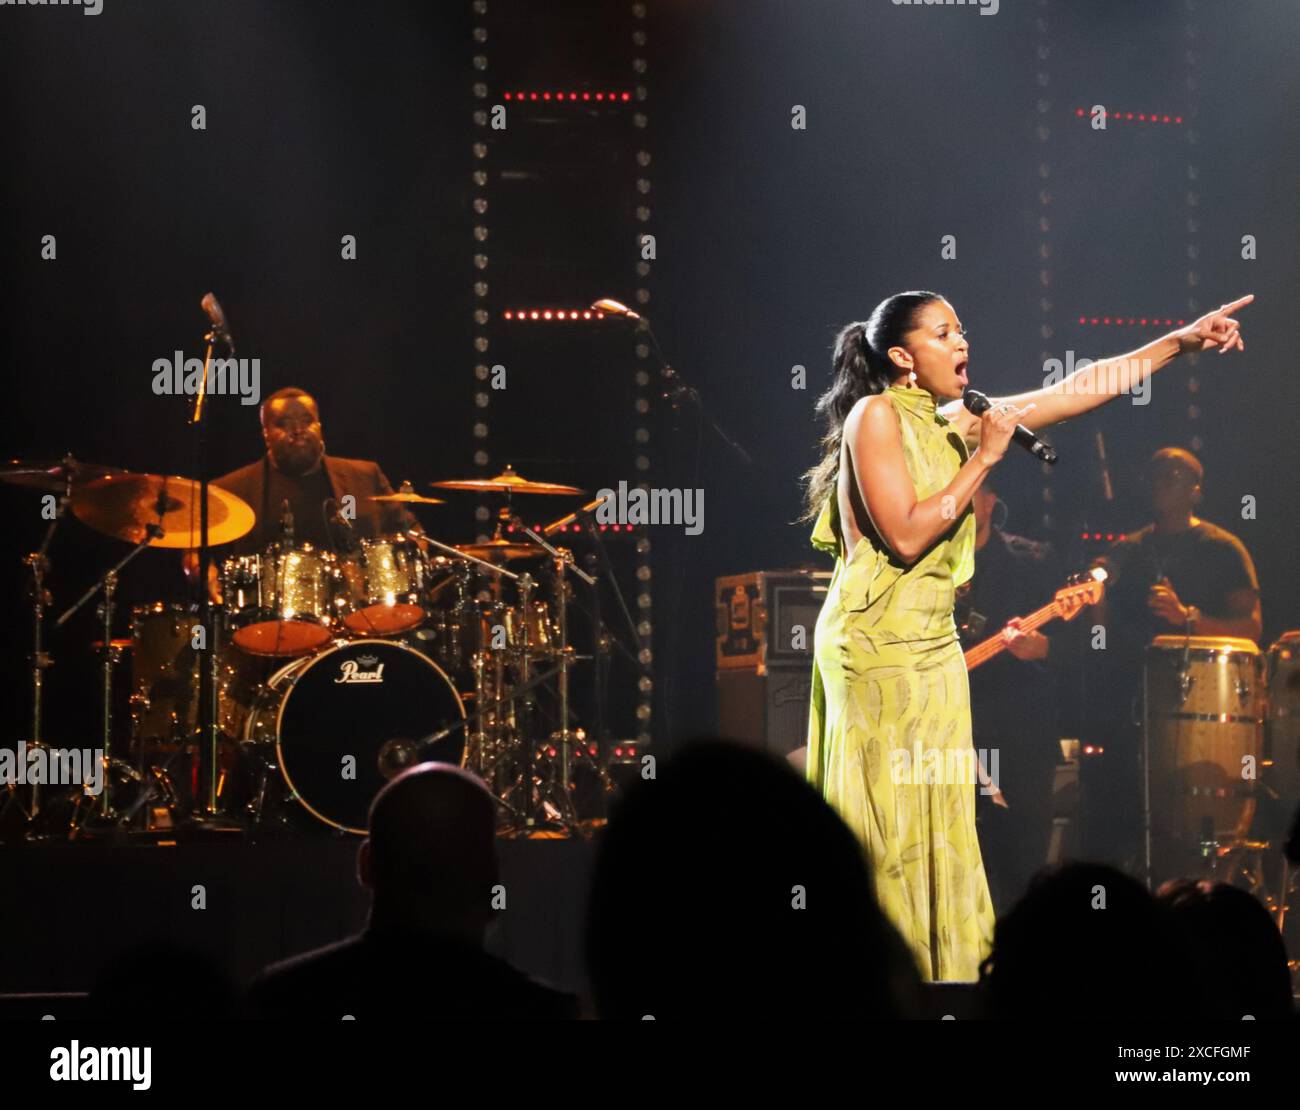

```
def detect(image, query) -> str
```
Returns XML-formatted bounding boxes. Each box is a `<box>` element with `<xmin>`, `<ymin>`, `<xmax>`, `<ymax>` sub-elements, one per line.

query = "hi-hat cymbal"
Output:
<box><xmin>371</xmin><ymin>491</ymin><xmax>446</xmax><ymax>505</ymax></box>
<box><xmin>71</xmin><ymin>474</ymin><xmax>255</xmax><ymax>548</ymax></box>
<box><xmin>370</xmin><ymin>482</ymin><xmax>446</xmax><ymax>506</ymax></box>
<box><xmin>0</xmin><ymin>458</ymin><xmax>126</xmax><ymax>493</ymax></box>
<box><xmin>454</xmin><ymin>538</ymin><xmax>547</xmax><ymax>561</ymax></box>
<box><xmin>431</xmin><ymin>464</ymin><xmax>583</xmax><ymax>497</ymax></box>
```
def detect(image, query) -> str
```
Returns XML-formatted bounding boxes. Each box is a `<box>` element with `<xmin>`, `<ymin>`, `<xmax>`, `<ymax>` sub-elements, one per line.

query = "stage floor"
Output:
<box><xmin>0</xmin><ymin>835</ymin><xmax>597</xmax><ymax>999</ymax></box>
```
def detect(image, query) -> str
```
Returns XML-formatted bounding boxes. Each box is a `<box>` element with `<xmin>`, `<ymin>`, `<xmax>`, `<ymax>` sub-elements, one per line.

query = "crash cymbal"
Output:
<box><xmin>370</xmin><ymin>481</ymin><xmax>445</xmax><ymax>506</ymax></box>
<box><xmin>431</xmin><ymin>464</ymin><xmax>583</xmax><ymax>497</ymax></box>
<box><xmin>0</xmin><ymin>457</ymin><xmax>126</xmax><ymax>493</ymax></box>
<box><xmin>454</xmin><ymin>538</ymin><xmax>547</xmax><ymax>561</ymax></box>
<box><xmin>71</xmin><ymin>474</ymin><xmax>255</xmax><ymax>549</ymax></box>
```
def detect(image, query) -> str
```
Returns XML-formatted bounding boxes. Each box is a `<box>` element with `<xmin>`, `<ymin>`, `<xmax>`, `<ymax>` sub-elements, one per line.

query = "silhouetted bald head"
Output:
<box><xmin>362</xmin><ymin>763</ymin><xmax>499</xmax><ymax>935</ymax></box>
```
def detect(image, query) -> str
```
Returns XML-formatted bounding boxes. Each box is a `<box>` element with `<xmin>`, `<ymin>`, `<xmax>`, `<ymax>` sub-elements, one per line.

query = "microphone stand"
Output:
<box><xmin>617</xmin><ymin>310</ymin><xmax>751</xmax><ymax>743</ymax></box>
<box><xmin>636</xmin><ymin>316</ymin><xmax>752</xmax><ymax>466</ymax></box>
<box><xmin>189</xmin><ymin>305</ymin><xmax>236</xmax><ymax>830</ymax></box>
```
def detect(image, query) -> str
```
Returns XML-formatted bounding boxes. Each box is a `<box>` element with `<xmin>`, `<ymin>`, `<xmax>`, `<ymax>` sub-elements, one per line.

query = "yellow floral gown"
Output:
<box><xmin>805</xmin><ymin>382</ymin><xmax>995</xmax><ymax>982</ymax></box>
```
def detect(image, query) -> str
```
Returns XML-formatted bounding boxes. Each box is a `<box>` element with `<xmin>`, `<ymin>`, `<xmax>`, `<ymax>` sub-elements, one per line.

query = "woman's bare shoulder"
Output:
<box><xmin>845</xmin><ymin>392</ymin><xmax>899</xmax><ymax>438</ymax></box>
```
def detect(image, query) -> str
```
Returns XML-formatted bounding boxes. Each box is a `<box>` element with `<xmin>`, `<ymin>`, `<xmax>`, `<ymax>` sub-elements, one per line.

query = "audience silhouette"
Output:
<box><xmin>979</xmin><ymin>862</ymin><xmax>1203</xmax><ymax>1020</ymax></box>
<box><xmin>1156</xmin><ymin>878</ymin><xmax>1294</xmax><ymax>1020</ymax></box>
<box><xmin>584</xmin><ymin>738</ymin><xmax>924</xmax><ymax>1019</ymax></box>
<box><xmin>246</xmin><ymin>762</ymin><xmax>577</xmax><ymax>1019</ymax></box>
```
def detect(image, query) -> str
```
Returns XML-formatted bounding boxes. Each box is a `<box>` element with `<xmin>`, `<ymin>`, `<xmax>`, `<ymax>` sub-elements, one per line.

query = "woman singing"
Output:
<box><xmin>802</xmin><ymin>290</ymin><xmax>1251</xmax><ymax>981</ymax></box>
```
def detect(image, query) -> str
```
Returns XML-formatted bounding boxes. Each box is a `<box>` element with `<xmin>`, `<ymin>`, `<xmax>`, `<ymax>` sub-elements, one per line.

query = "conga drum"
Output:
<box><xmin>1143</xmin><ymin>635</ymin><xmax>1263</xmax><ymax>885</ymax></box>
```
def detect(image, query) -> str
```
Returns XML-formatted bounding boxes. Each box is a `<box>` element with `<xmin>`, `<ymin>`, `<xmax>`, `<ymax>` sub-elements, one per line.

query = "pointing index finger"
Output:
<box><xmin>1219</xmin><ymin>293</ymin><xmax>1254</xmax><ymax>315</ymax></box>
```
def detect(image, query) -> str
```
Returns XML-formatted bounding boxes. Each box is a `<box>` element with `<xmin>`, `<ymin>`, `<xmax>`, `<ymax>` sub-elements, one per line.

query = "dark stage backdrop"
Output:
<box><xmin>2</xmin><ymin>1</ymin><xmax>1297</xmax><ymax>754</ymax></box>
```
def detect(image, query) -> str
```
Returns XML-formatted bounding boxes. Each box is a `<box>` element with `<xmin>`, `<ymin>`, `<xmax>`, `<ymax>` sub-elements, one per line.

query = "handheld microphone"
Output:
<box><xmin>962</xmin><ymin>389</ymin><xmax>1058</xmax><ymax>465</ymax></box>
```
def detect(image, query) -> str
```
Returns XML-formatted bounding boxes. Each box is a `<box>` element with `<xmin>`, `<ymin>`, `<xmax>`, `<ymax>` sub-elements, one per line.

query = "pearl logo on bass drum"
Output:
<box><xmin>335</xmin><ymin>656</ymin><xmax>385</xmax><ymax>684</ymax></box>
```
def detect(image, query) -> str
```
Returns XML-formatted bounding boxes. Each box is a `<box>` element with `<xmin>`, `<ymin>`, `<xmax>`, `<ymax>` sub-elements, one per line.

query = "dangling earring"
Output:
<box><xmin>907</xmin><ymin>370</ymin><xmax>917</xmax><ymax>384</ymax></box>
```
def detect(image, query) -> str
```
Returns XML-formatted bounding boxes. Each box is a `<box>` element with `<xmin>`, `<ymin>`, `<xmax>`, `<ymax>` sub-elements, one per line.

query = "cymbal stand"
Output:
<box><xmin>3</xmin><ymin>457</ymin><xmax>74</xmax><ymax>832</ymax></box>
<box><xmin>55</xmin><ymin>523</ymin><xmax>162</xmax><ymax>823</ymax></box>
<box><xmin>412</xmin><ymin>529</ymin><xmax>522</xmax><ymax>797</ymax></box>
<box><xmin>412</xmin><ymin>660</ymin><xmax>565</xmax><ymax>832</ymax></box>
<box><xmin>518</xmin><ymin>524</ymin><xmax>596</xmax><ymax>832</ymax></box>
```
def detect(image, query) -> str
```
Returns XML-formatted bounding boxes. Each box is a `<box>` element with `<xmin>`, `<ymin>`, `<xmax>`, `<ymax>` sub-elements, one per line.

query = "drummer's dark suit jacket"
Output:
<box><xmin>213</xmin><ymin>454</ymin><xmax>416</xmax><ymax>554</ymax></box>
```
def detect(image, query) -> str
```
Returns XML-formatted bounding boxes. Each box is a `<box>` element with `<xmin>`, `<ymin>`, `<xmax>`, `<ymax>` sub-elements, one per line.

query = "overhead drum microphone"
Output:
<box><xmin>589</xmin><ymin>297</ymin><xmax>642</xmax><ymax>321</ymax></box>
<box><xmin>962</xmin><ymin>388</ymin><xmax>1058</xmax><ymax>465</ymax></box>
<box><xmin>200</xmin><ymin>291</ymin><xmax>235</xmax><ymax>354</ymax></box>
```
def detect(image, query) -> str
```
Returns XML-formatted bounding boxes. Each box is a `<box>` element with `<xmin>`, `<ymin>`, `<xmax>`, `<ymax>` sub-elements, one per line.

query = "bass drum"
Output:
<box><xmin>245</xmin><ymin>639</ymin><xmax>466</xmax><ymax>834</ymax></box>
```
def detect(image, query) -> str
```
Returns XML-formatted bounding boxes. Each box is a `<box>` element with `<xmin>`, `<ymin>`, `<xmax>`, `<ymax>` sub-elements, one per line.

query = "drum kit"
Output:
<box><xmin>1</xmin><ymin>455</ymin><xmax>624</xmax><ymax>841</ymax></box>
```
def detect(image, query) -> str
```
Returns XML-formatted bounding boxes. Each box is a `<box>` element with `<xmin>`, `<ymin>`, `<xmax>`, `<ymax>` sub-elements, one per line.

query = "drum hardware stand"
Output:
<box><xmin>585</xmin><ymin>552</ymin><xmax>610</xmax><ymax>775</ymax></box>
<box><xmin>410</xmin><ymin>528</ymin><xmax>523</xmax><ymax>795</ymax></box>
<box><xmin>577</xmin><ymin>514</ymin><xmax>642</xmax><ymax>773</ymax></box>
<box><xmin>542</xmin><ymin>500</ymin><xmax>634</xmax><ymax>809</ymax></box>
<box><xmin>514</xmin><ymin>570</ymin><xmax>539</xmax><ymax>824</ymax></box>
<box><xmin>3</xmin><ymin>458</ymin><xmax>74</xmax><ymax>834</ymax></box>
<box><xmin>518</xmin><ymin>525</ymin><xmax>597</xmax><ymax>833</ymax></box>
<box><xmin>54</xmin><ymin>523</ymin><xmax>163</xmax><ymax>826</ymax></box>
<box><xmin>413</xmin><ymin>661</ymin><xmax>565</xmax><ymax>831</ymax></box>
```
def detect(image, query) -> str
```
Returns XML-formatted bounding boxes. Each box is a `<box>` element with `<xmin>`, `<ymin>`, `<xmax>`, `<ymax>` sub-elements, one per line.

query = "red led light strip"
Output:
<box><xmin>1077</xmin><ymin>317</ymin><xmax>1186</xmax><ymax>327</ymax></box>
<box><xmin>1074</xmin><ymin>108</ymin><xmax>1183</xmax><ymax>124</ymax></box>
<box><xmin>504</xmin><ymin>523</ymin><xmax>638</xmax><ymax>534</ymax></box>
<box><xmin>503</xmin><ymin>309</ymin><xmax>606</xmax><ymax>321</ymax></box>
<box><xmin>503</xmin><ymin>91</ymin><xmax>633</xmax><ymax>102</ymax></box>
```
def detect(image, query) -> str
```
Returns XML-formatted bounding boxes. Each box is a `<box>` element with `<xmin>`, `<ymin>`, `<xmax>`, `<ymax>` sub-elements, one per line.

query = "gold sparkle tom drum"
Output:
<box><xmin>222</xmin><ymin>544</ymin><xmax>344</xmax><ymax>657</ymax></box>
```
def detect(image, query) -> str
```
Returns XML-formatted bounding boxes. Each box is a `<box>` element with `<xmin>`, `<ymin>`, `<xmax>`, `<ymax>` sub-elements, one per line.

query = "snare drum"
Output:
<box><xmin>339</xmin><ymin>535</ymin><xmax>430</xmax><ymax>636</ymax></box>
<box><xmin>1143</xmin><ymin>635</ymin><xmax>1263</xmax><ymax>882</ymax></box>
<box><xmin>222</xmin><ymin>544</ymin><xmax>343</xmax><ymax>656</ymax></box>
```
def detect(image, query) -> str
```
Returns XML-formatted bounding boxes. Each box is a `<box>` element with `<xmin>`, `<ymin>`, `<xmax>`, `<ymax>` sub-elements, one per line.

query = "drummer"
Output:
<box><xmin>182</xmin><ymin>387</ymin><xmax>417</xmax><ymax>597</ymax></box>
